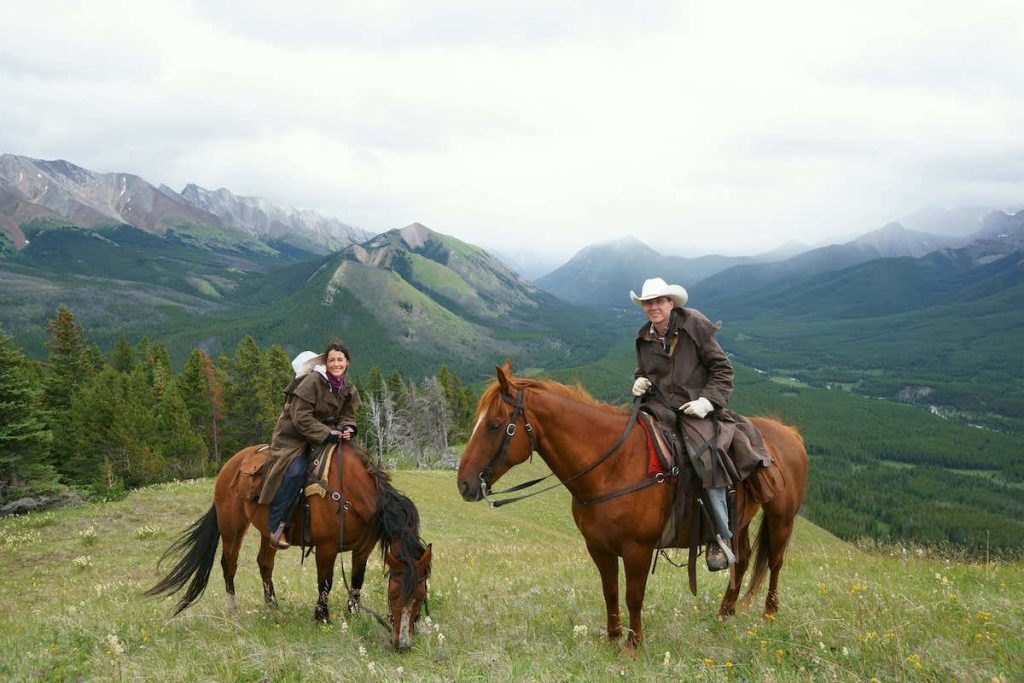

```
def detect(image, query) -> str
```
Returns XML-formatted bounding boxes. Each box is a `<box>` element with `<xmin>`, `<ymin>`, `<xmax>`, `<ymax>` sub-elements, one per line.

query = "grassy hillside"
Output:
<box><xmin>0</xmin><ymin>467</ymin><xmax>1018</xmax><ymax>681</ymax></box>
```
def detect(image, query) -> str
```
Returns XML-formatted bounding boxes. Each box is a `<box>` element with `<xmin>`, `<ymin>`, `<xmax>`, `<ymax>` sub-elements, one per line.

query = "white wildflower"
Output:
<box><xmin>106</xmin><ymin>634</ymin><xmax>125</xmax><ymax>656</ymax></box>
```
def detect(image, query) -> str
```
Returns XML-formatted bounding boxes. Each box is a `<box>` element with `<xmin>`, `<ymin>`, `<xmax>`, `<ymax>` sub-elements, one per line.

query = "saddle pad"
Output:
<box><xmin>304</xmin><ymin>443</ymin><xmax>338</xmax><ymax>498</ymax></box>
<box><xmin>637</xmin><ymin>412</ymin><xmax>675</xmax><ymax>477</ymax></box>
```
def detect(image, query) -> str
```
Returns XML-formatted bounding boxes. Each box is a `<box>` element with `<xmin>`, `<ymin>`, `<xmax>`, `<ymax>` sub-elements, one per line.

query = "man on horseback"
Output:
<box><xmin>258</xmin><ymin>341</ymin><xmax>361</xmax><ymax>549</ymax></box>
<box><xmin>629</xmin><ymin>278</ymin><xmax>772</xmax><ymax>571</ymax></box>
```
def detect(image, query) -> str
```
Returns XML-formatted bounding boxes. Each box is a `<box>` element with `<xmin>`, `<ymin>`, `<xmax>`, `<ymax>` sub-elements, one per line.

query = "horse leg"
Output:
<box><xmin>764</xmin><ymin>516</ymin><xmax>795</xmax><ymax>616</ymax></box>
<box><xmin>621</xmin><ymin>544</ymin><xmax>655</xmax><ymax>651</ymax></box>
<box><xmin>347</xmin><ymin>546</ymin><xmax>371</xmax><ymax>615</ymax></box>
<box><xmin>719</xmin><ymin>523</ymin><xmax>751</xmax><ymax>618</ymax></box>
<box><xmin>257</xmin><ymin>535</ymin><xmax>279</xmax><ymax>607</ymax></box>
<box><xmin>314</xmin><ymin>543</ymin><xmax>338</xmax><ymax>624</ymax></box>
<box><xmin>219</xmin><ymin>519</ymin><xmax>248</xmax><ymax>613</ymax></box>
<box><xmin>585</xmin><ymin>542</ymin><xmax>622</xmax><ymax>642</ymax></box>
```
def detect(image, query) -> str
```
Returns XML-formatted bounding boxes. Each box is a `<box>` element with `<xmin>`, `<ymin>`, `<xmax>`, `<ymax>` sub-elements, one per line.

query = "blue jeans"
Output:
<box><xmin>268</xmin><ymin>457</ymin><xmax>306</xmax><ymax>531</ymax></box>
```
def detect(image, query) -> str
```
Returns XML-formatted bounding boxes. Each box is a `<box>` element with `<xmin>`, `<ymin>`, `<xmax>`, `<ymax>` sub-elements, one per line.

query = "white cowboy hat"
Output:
<box><xmin>291</xmin><ymin>351</ymin><xmax>325</xmax><ymax>378</ymax></box>
<box><xmin>629</xmin><ymin>277</ymin><xmax>688</xmax><ymax>308</ymax></box>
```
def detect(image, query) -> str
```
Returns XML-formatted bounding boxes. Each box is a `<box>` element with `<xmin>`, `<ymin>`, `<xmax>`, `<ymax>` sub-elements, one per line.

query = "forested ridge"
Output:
<box><xmin>0</xmin><ymin>307</ymin><xmax>475</xmax><ymax>506</ymax></box>
<box><xmin>2</xmin><ymin>306</ymin><xmax>1021</xmax><ymax>557</ymax></box>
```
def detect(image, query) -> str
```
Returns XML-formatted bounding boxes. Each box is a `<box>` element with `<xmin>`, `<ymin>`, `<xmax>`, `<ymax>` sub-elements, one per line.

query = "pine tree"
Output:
<box><xmin>260</xmin><ymin>344</ymin><xmax>292</xmax><ymax>439</ymax></box>
<box><xmin>437</xmin><ymin>364</ymin><xmax>473</xmax><ymax>442</ymax></box>
<box><xmin>178</xmin><ymin>349</ymin><xmax>225</xmax><ymax>462</ymax></box>
<box><xmin>0</xmin><ymin>325</ymin><xmax>58</xmax><ymax>502</ymax></box>
<box><xmin>364</xmin><ymin>365</ymin><xmax>385</xmax><ymax>400</ymax></box>
<box><xmin>221</xmin><ymin>337</ymin><xmax>272</xmax><ymax>453</ymax></box>
<box><xmin>71</xmin><ymin>366</ymin><xmax>164</xmax><ymax>489</ymax></box>
<box><xmin>43</xmin><ymin>306</ymin><xmax>90</xmax><ymax>409</ymax></box>
<box><xmin>157</xmin><ymin>378</ymin><xmax>208</xmax><ymax>479</ymax></box>
<box><xmin>110</xmin><ymin>336</ymin><xmax>135</xmax><ymax>373</ymax></box>
<box><xmin>387</xmin><ymin>370</ymin><xmax>408</xmax><ymax>409</ymax></box>
<box><xmin>42</xmin><ymin>306</ymin><xmax>94</xmax><ymax>476</ymax></box>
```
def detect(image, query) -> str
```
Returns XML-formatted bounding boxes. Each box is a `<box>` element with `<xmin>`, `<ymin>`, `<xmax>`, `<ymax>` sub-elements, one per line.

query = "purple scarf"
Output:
<box><xmin>325</xmin><ymin>372</ymin><xmax>346</xmax><ymax>392</ymax></box>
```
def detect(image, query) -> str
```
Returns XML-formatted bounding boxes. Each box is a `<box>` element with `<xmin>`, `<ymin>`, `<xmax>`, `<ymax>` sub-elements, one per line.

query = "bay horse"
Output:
<box><xmin>457</xmin><ymin>362</ymin><xmax>808</xmax><ymax>650</ymax></box>
<box><xmin>147</xmin><ymin>443</ymin><xmax>432</xmax><ymax>650</ymax></box>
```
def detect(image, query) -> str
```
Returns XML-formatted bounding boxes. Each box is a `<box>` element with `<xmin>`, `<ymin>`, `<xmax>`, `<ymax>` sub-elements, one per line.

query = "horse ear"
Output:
<box><xmin>417</xmin><ymin>544</ymin><xmax>432</xmax><ymax>571</ymax></box>
<box><xmin>385</xmin><ymin>547</ymin><xmax>402</xmax><ymax>571</ymax></box>
<box><xmin>496</xmin><ymin>361</ymin><xmax>513</xmax><ymax>394</ymax></box>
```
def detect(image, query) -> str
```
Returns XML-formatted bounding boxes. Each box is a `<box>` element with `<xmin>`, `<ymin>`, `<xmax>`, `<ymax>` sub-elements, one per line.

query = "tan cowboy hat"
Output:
<box><xmin>629</xmin><ymin>277</ymin><xmax>688</xmax><ymax>308</ymax></box>
<box><xmin>291</xmin><ymin>351</ymin><xmax>325</xmax><ymax>378</ymax></box>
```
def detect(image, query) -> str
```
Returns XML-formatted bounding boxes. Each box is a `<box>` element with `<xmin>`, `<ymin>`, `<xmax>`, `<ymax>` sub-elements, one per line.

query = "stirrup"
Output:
<box><xmin>715</xmin><ymin>534</ymin><xmax>736</xmax><ymax>565</ymax></box>
<box><xmin>269</xmin><ymin>522</ymin><xmax>290</xmax><ymax>550</ymax></box>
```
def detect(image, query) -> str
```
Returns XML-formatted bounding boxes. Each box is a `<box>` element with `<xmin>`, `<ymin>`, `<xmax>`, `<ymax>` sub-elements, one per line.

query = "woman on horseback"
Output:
<box><xmin>259</xmin><ymin>340</ymin><xmax>361</xmax><ymax>549</ymax></box>
<box><xmin>629</xmin><ymin>278</ymin><xmax>772</xmax><ymax>571</ymax></box>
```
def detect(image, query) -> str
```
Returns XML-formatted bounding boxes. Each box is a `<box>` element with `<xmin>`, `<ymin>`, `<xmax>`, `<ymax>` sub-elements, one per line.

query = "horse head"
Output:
<box><xmin>457</xmin><ymin>361</ymin><xmax>536</xmax><ymax>501</ymax></box>
<box><xmin>384</xmin><ymin>542</ymin><xmax>432</xmax><ymax>650</ymax></box>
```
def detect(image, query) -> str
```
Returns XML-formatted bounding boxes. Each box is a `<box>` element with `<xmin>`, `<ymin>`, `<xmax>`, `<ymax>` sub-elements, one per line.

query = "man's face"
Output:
<box><xmin>642</xmin><ymin>296</ymin><xmax>674</xmax><ymax>328</ymax></box>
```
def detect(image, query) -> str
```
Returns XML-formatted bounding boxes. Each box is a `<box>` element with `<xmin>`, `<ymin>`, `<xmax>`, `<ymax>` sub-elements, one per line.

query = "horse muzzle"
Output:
<box><xmin>457</xmin><ymin>476</ymin><xmax>485</xmax><ymax>502</ymax></box>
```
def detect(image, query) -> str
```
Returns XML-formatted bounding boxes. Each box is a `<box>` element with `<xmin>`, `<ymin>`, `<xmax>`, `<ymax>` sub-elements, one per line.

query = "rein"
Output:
<box><xmin>480</xmin><ymin>390</ymin><xmax>672</xmax><ymax>508</ymax></box>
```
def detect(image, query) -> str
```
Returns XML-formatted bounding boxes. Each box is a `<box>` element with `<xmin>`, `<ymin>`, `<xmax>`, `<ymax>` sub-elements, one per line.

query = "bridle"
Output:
<box><xmin>478</xmin><ymin>388</ymin><xmax>538</xmax><ymax>490</ymax></box>
<box><xmin>478</xmin><ymin>386</ymin><xmax>673</xmax><ymax>508</ymax></box>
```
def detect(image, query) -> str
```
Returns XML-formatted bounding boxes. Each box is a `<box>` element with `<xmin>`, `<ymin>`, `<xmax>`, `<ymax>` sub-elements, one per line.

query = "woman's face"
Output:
<box><xmin>642</xmin><ymin>296</ymin><xmax>674</xmax><ymax>329</ymax></box>
<box><xmin>325</xmin><ymin>349</ymin><xmax>349</xmax><ymax>378</ymax></box>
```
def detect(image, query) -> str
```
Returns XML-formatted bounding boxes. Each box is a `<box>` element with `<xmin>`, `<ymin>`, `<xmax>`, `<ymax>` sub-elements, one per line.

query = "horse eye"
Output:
<box><xmin>487</xmin><ymin>420</ymin><xmax>501</xmax><ymax>432</ymax></box>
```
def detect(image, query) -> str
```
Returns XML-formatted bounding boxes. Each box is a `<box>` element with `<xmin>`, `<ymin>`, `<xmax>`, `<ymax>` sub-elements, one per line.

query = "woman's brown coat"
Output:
<box><xmin>257</xmin><ymin>371</ymin><xmax>361</xmax><ymax>505</ymax></box>
<box><xmin>635</xmin><ymin>307</ymin><xmax>771</xmax><ymax>487</ymax></box>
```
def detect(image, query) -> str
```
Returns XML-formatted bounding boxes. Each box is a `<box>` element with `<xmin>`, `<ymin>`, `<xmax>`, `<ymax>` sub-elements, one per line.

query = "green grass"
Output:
<box><xmin>0</xmin><ymin>466</ymin><xmax>1020</xmax><ymax>681</ymax></box>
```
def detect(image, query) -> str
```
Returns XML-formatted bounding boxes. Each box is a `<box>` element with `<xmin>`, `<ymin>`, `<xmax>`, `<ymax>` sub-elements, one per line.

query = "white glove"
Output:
<box><xmin>681</xmin><ymin>397</ymin><xmax>714</xmax><ymax>419</ymax></box>
<box><xmin>631</xmin><ymin>377</ymin><xmax>653</xmax><ymax>397</ymax></box>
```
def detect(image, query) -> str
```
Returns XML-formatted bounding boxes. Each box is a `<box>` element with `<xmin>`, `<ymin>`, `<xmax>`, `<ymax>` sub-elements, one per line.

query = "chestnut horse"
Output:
<box><xmin>147</xmin><ymin>443</ymin><xmax>432</xmax><ymax>649</ymax></box>
<box><xmin>457</xmin><ymin>363</ymin><xmax>808</xmax><ymax>650</ymax></box>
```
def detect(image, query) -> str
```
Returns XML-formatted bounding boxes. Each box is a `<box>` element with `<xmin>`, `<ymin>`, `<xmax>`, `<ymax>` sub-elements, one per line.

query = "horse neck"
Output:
<box><xmin>526</xmin><ymin>389</ymin><xmax>643</xmax><ymax>498</ymax></box>
<box><xmin>334</xmin><ymin>447</ymin><xmax>377</xmax><ymax>522</ymax></box>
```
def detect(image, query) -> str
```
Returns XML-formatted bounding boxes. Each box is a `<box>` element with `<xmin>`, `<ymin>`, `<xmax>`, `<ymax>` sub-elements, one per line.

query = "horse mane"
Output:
<box><xmin>477</xmin><ymin>376</ymin><xmax>629</xmax><ymax>417</ymax></box>
<box><xmin>364</xmin><ymin>458</ymin><xmax>429</xmax><ymax>601</ymax></box>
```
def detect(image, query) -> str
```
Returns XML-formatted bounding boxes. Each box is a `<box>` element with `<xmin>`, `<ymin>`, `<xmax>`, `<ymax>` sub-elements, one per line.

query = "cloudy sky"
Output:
<box><xmin>2</xmin><ymin>1</ymin><xmax>1022</xmax><ymax>263</ymax></box>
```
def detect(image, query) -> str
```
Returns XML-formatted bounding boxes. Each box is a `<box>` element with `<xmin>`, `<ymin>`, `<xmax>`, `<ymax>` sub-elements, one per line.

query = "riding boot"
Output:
<box><xmin>704</xmin><ymin>487</ymin><xmax>735</xmax><ymax>571</ymax></box>
<box><xmin>268</xmin><ymin>456</ymin><xmax>306</xmax><ymax>548</ymax></box>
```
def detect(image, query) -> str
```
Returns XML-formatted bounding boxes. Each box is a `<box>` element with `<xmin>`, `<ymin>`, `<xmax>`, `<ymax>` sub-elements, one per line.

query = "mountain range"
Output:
<box><xmin>1</xmin><ymin>153</ymin><xmax>1021</xmax><ymax>429</ymax></box>
<box><xmin>540</xmin><ymin>222</ymin><xmax>969</xmax><ymax>309</ymax></box>
<box><xmin>0</xmin><ymin>154</ymin><xmax>369</xmax><ymax>256</ymax></box>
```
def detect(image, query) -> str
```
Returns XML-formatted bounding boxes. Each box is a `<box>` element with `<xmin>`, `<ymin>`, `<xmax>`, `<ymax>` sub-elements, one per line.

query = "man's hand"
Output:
<box><xmin>631</xmin><ymin>377</ymin><xmax>653</xmax><ymax>397</ymax></box>
<box><xmin>680</xmin><ymin>397</ymin><xmax>714</xmax><ymax>419</ymax></box>
<box><xmin>325</xmin><ymin>430</ymin><xmax>342</xmax><ymax>443</ymax></box>
<box><xmin>340</xmin><ymin>426</ymin><xmax>355</xmax><ymax>441</ymax></box>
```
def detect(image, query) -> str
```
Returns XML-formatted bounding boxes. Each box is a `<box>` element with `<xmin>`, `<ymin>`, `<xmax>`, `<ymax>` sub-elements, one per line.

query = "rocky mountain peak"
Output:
<box><xmin>398</xmin><ymin>222</ymin><xmax>431</xmax><ymax>248</ymax></box>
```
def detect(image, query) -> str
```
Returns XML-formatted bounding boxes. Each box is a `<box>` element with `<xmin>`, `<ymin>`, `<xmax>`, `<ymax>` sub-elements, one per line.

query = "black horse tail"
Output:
<box><xmin>144</xmin><ymin>504</ymin><xmax>220</xmax><ymax>615</ymax></box>
<box><xmin>740</xmin><ymin>513</ymin><xmax>771</xmax><ymax>608</ymax></box>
